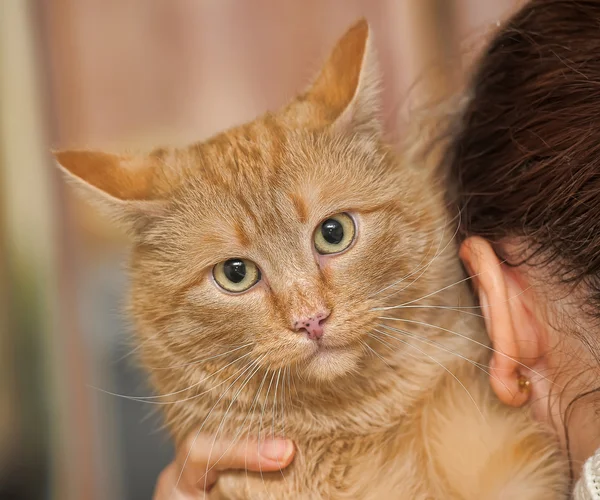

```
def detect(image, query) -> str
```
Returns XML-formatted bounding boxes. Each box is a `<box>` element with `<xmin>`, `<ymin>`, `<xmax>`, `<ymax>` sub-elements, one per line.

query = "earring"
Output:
<box><xmin>517</xmin><ymin>374</ymin><xmax>531</xmax><ymax>394</ymax></box>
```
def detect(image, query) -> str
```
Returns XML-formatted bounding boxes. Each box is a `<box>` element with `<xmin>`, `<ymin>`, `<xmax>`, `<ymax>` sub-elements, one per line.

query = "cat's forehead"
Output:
<box><xmin>164</xmin><ymin>117</ymin><xmax>396</xmax><ymax>259</ymax></box>
<box><xmin>179</xmin><ymin>117</ymin><xmax>385</xmax><ymax>217</ymax></box>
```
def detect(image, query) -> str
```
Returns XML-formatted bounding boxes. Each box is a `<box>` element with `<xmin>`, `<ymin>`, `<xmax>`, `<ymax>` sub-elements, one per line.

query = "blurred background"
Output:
<box><xmin>0</xmin><ymin>1</ymin><xmax>522</xmax><ymax>499</ymax></box>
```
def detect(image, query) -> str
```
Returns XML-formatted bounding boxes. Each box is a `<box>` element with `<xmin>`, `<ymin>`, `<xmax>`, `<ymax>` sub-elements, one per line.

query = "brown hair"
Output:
<box><xmin>444</xmin><ymin>0</ymin><xmax>600</xmax><ymax>475</ymax></box>
<box><xmin>446</xmin><ymin>0</ymin><xmax>600</xmax><ymax>324</ymax></box>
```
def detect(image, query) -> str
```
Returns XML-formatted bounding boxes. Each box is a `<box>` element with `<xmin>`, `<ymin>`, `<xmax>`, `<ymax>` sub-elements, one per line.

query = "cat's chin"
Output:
<box><xmin>300</xmin><ymin>346</ymin><xmax>361</xmax><ymax>382</ymax></box>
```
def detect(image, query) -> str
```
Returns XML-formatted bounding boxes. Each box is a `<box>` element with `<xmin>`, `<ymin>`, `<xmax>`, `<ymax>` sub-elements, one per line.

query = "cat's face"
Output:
<box><xmin>55</xmin><ymin>20</ymin><xmax>448</xmax><ymax>386</ymax></box>
<box><xmin>131</xmin><ymin>128</ymin><xmax>436</xmax><ymax>383</ymax></box>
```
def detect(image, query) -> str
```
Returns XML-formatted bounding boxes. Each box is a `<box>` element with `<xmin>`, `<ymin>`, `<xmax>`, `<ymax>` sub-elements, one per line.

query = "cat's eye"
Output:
<box><xmin>213</xmin><ymin>259</ymin><xmax>261</xmax><ymax>293</ymax></box>
<box><xmin>314</xmin><ymin>213</ymin><xmax>356</xmax><ymax>255</ymax></box>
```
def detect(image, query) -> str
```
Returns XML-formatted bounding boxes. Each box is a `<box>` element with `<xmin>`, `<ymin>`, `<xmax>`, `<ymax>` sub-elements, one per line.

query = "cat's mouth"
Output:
<box><xmin>303</xmin><ymin>346</ymin><xmax>361</xmax><ymax>381</ymax></box>
<box><xmin>296</xmin><ymin>338</ymin><xmax>363</xmax><ymax>381</ymax></box>
<box><xmin>286</xmin><ymin>313</ymin><xmax>376</xmax><ymax>380</ymax></box>
<box><xmin>313</xmin><ymin>342</ymin><xmax>345</xmax><ymax>355</ymax></box>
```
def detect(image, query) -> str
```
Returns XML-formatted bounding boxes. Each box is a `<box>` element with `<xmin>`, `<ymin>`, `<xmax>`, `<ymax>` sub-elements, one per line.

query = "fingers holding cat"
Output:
<box><xmin>153</xmin><ymin>434</ymin><xmax>295</xmax><ymax>499</ymax></box>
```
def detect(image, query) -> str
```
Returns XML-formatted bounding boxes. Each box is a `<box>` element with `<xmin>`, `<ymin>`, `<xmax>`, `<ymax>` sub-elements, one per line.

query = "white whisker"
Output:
<box><xmin>377</xmin><ymin>316</ymin><xmax>561</xmax><ymax>388</ymax></box>
<box><xmin>375</xmin><ymin>324</ymin><xmax>512</xmax><ymax>396</ymax></box>
<box><xmin>372</xmin><ymin>328</ymin><xmax>484</xmax><ymax>419</ymax></box>
<box><xmin>202</xmin><ymin>356</ymin><xmax>265</xmax><ymax>490</ymax></box>
<box><xmin>366</xmin><ymin>334</ymin><xmax>395</xmax><ymax>352</ymax></box>
<box><xmin>245</xmin><ymin>366</ymin><xmax>271</xmax><ymax>489</ymax></box>
<box><xmin>361</xmin><ymin>338</ymin><xmax>393</xmax><ymax>368</ymax></box>
<box><xmin>386</xmin><ymin>304</ymin><xmax>484</xmax><ymax>318</ymax></box>
<box><xmin>272</xmin><ymin>368</ymin><xmax>288</xmax><ymax>483</ymax></box>
<box><xmin>381</xmin><ymin>214</ymin><xmax>461</xmax><ymax>302</ymax></box>
<box><xmin>171</xmin><ymin>357</ymin><xmax>265</xmax><ymax>499</ymax></box>
<box><xmin>151</xmin><ymin>342</ymin><xmax>254</xmax><ymax>370</ymax></box>
<box><xmin>370</xmin><ymin>237</ymin><xmax>437</xmax><ymax>298</ymax></box>
<box><xmin>91</xmin><ymin>351</ymin><xmax>254</xmax><ymax>404</ymax></box>
<box><xmin>376</xmin><ymin>273</ymin><xmax>480</xmax><ymax>311</ymax></box>
<box><xmin>258</xmin><ymin>370</ymin><xmax>278</xmax><ymax>499</ymax></box>
<box><xmin>112</xmin><ymin>323</ymin><xmax>171</xmax><ymax>364</ymax></box>
<box><xmin>371</xmin><ymin>208</ymin><xmax>462</xmax><ymax>300</ymax></box>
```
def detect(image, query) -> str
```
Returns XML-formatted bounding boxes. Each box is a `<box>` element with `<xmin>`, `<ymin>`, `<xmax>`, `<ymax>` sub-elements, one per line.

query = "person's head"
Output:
<box><xmin>447</xmin><ymin>0</ymin><xmax>600</xmax><ymax>472</ymax></box>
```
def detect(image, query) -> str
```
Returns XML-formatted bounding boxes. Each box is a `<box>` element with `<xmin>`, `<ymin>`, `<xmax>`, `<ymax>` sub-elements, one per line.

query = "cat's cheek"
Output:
<box><xmin>314</xmin><ymin>250</ymin><xmax>355</xmax><ymax>275</ymax></box>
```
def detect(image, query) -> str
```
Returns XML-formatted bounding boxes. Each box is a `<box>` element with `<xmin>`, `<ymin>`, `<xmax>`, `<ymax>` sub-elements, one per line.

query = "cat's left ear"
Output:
<box><xmin>52</xmin><ymin>149</ymin><xmax>173</xmax><ymax>234</ymax></box>
<box><xmin>284</xmin><ymin>19</ymin><xmax>381</xmax><ymax>137</ymax></box>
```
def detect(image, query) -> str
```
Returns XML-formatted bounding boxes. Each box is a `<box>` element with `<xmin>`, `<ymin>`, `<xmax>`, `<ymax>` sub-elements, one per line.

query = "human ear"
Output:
<box><xmin>459</xmin><ymin>237</ymin><xmax>541</xmax><ymax>407</ymax></box>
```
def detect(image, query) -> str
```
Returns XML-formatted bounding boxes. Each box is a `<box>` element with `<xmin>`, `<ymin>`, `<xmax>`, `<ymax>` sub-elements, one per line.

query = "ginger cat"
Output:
<box><xmin>55</xmin><ymin>20</ymin><xmax>568</xmax><ymax>499</ymax></box>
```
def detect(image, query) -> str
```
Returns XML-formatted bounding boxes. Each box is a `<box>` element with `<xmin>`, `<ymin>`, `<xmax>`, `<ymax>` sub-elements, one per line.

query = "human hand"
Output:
<box><xmin>153</xmin><ymin>434</ymin><xmax>295</xmax><ymax>499</ymax></box>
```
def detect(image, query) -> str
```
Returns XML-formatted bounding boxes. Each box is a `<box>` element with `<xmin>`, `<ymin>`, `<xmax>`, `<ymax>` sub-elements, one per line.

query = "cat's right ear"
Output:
<box><xmin>53</xmin><ymin>149</ymin><xmax>169</xmax><ymax>233</ymax></box>
<box><xmin>283</xmin><ymin>19</ymin><xmax>381</xmax><ymax>137</ymax></box>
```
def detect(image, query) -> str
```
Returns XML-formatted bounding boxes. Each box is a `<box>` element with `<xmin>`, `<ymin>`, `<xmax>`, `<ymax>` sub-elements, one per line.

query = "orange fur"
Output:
<box><xmin>55</xmin><ymin>19</ymin><xmax>568</xmax><ymax>499</ymax></box>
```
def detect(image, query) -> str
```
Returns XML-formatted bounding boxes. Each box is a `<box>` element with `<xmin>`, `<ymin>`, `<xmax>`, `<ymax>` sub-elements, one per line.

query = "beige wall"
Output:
<box><xmin>1</xmin><ymin>1</ymin><xmax>521</xmax><ymax>498</ymax></box>
<box><xmin>41</xmin><ymin>0</ymin><xmax>518</xmax><ymax>242</ymax></box>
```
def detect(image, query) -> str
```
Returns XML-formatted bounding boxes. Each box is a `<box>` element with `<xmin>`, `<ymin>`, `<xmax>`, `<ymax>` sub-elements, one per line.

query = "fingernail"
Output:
<box><xmin>258</xmin><ymin>440</ymin><xmax>293</xmax><ymax>461</ymax></box>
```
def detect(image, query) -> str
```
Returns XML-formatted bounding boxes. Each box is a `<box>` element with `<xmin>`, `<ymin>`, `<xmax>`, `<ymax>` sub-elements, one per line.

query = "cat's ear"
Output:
<box><xmin>53</xmin><ymin>149</ymin><xmax>170</xmax><ymax>233</ymax></box>
<box><xmin>285</xmin><ymin>19</ymin><xmax>381</xmax><ymax>136</ymax></box>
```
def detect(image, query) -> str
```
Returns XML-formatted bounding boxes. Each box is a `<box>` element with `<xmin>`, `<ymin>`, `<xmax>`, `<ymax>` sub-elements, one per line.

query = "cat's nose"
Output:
<box><xmin>293</xmin><ymin>310</ymin><xmax>330</xmax><ymax>340</ymax></box>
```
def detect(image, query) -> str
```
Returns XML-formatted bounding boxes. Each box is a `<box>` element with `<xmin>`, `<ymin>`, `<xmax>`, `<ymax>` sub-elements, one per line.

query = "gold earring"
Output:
<box><xmin>517</xmin><ymin>374</ymin><xmax>531</xmax><ymax>394</ymax></box>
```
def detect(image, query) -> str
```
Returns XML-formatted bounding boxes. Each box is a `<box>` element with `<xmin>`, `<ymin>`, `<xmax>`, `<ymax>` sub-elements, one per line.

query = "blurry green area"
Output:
<box><xmin>1</xmin><ymin>4</ymin><xmax>172</xmax><ymax>498</ymax></box>
<box><xmin>1</xmin><ymin>2</ymin><xmax>56</xmax><ymax>497</ymax></box>
<box><xmin>0</xmin><ymin>252</ymin><xmax>49</xmax><ymax>499</ymax></box>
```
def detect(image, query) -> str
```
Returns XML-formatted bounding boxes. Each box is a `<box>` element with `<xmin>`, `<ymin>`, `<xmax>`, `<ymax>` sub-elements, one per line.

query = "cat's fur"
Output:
<box><xmin>55</xmin><ymin>20</ymin><xmax>568</xmax><ymax>499</ymax></box>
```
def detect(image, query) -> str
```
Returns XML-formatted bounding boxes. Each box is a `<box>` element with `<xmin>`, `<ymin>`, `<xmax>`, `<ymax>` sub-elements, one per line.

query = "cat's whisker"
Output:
<box><xmin>361</xmin><ymin>338</ymin><xmax>393</xmax><ymax>368</ymax></box>
<box><xmin>272</xmin><ymin>368</ymin><xmax>288</xmax><ymax>483</ymax></box>
<box><xmin>375</xmin><ymin>254</ymin><xmax>524</xmax><ymax>314</ymax></box>
<box><xmin>291</xmin><ymin>364</ymin><xmax>300</xmax><ymax>402</ymax></box>
<box><xmin>285</xmin><ymin>365</ymin><xmax>294</xmax><ymax>410</ymax></box>
<box><xmin>89</xmin><ymin>350</ymin><xmax>254</xmax><ymax>403</ymax></box>
<box><xmin>272</xmin><ymin>368</ymin><xmax>281</xmax><ymax>446</ymax></box>
<box><xmin>271</xmin><ymin>369</ymin><xmax>279</xmax><ymax>448</ymax></box>
<box><xmin>150</xmin><ymin>342</ymin><xmax>254</xmax><ymax>370</ymax></box>
<box><xmin>258</xmin><ymin>369</ymin><xmax>278</xmax><ymax>499</ymax></box>
<box><xmin>371</xmin><ymin>226</ymin><xmax>445</xmax><ymax>300</ymax></box>
<box><xmin>375</xmin><ymin>324</ymin><xmax>513</xmax><ymax>397</ymax></box>
<box><xmin>358</xmin><ymin>340</ymin><xmax>371</xmax><ymax>358</ymax></box>
<box><xmin>369</xmin><ymin>237</ymin><xmax>437</xmax><ymax>298</ymax></box>
<box><xmin>377</xmin><ymin>316</ymin><xmax>561</xmax><ymax>388</ymax></box>
<box><xmin>171</xmin><ymin>357</ymin><xmax>268</xmax><ymax>499</ymax></box>
<box><xmin>371</xmin><ymin>207</ymin><xmax>462</xmax><ymax>300</ymax></box>
<box><xmin>281</xmin><ymin>366</ymin><xmax>289</xmax><ymax>458</ymax></box>
<box><xmin>374</xmin><ymin>285</ymin><xmax>531</xmax><ymax>314</ymax></box>
<box><xmin>366</xmin><ymin>332</ymin><xmax>396</xmax><ymax>352</ymax></box>
<box><xmin>368</xmin><ymin>331</ymin><xmax>433</xmax><ymax>367</ymax></box>
<box><xmin>112</xmin><ymin>323</ymin><xmax>171</xmax><ymax>364</ymax></box>
<box><xmin>377</xmin><ymin>323</ymin><xmax>488</xmax><ymax>369</ymax></box>
<box><xmin>201</xmin><ymin>357</ymin><xmax>265</xmax><ymax>491</ymax></box>
<box><xmin>245</xmin><ymin>366</ymin><xmax>271</xmax><ymax>490</ymax></box>
<box><xmin>380</xmin><ymin>212</ymin><xmax>461</xmax><ymax>302</ymax></box>
<box><xmin>163</xmin><ymin>359</ymin><xmax>258</xmax><ymax>406</ymax></box>
<box><xmin>372</xmin><ymin>328</ymin><xmax>485</xmax><ymax>420</ymax></box>
<box><xmin>192</xmin><ymin>358</ymin><xmax>267</xmax><ymax>482</ymax></box>
<box><xmin>384</xmin><ymin>304</ymin><xmax>484</xmax><ymax>318</ymax></box>
<box><xmin>377</xmin><ymin>273</ymin><xmax>481</xmax><ymax>311</ymax></box>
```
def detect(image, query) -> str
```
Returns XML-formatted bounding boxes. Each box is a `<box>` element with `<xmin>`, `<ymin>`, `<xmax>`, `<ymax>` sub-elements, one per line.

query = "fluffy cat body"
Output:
<box><xmin>56</xmin><ymin>21</ymin><xmax>568</xmax><ymax>499</ymax></box>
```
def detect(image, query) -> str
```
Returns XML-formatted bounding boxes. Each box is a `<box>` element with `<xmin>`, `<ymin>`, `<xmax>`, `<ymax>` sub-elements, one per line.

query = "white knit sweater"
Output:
<box><xmin>575</xmin><ymin>450</ymin><xmax>600</xmax><ymax>500</ymax></box>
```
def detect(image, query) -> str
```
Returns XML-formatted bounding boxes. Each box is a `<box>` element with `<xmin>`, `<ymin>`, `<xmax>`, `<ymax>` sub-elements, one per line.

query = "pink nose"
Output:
<box><xmin>293</xmin><ymin>311</ymin><xmax>330</xmax><ymax>340</ymax></box>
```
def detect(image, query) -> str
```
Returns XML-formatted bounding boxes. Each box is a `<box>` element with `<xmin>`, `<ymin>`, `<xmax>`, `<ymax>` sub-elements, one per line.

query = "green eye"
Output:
<box><xmin>314</xmin><ymin>213</ymin><xmax>356</xmax><ymax>255</ymax></box>
<box><xmin>213</xmin><ymin>259</ymin><xmax>261</xmax><ymax>293</ymax></box>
